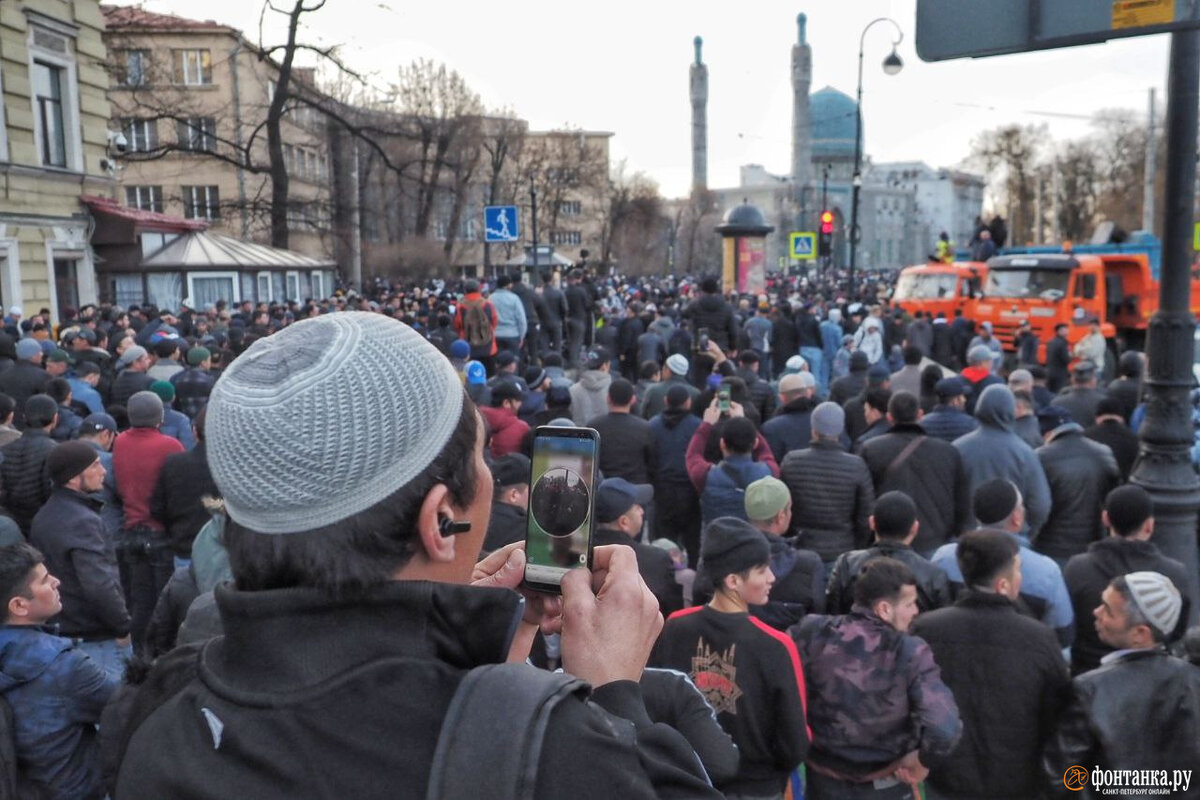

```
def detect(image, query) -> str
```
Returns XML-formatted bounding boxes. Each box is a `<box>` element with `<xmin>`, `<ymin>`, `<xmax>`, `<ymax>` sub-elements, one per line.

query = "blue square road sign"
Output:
<box><xmin>484</xmin><ymin>206</ymin><xmax>520</xmax><ymax>243</ymax></box>
<box><xmin>790</xmin><ymin>231</ymin><xmax>817</xmax><ymax>261</ymax></box>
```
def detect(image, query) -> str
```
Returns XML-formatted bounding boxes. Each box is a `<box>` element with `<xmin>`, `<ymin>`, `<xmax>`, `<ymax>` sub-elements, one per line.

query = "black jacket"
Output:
<box><xmin>587</xmin><ymin>412</ymin><xmax>656</xmax><ymax>485</ymax></box>
<box><xmin>1104</xmin><ymin>376</ymin><xmax>1141</xmax><ymax>422</ymax></box>
<box><xmin>682</xmin><ymin>294</ymin><xmax>739</xmax><ymax>352</ymax></box>
<box><xmin>483</xmin><ymin>500</ymin><xmax>526</xmax><ymax>553</ymax></box>
<box><xmin>920</xmin><ymin>404</ymin><xmax>978</xmax><ymax>443</ymax></box>
<box><xmin>911</xmin><ymin>592</ymin><xmax>1070</xmax><ymax>800</ymax></box>
<box><xmin>761</xmin><ymin>396</ymin><xmax>817</xmax><ymax>464</ymax></box>
<box><xmin>1083</xmin><ymin>419</ymin><xmax>1138</xmax><ymax>480</ymax></box>
<box><xmin>735</xmin><ymin>368</ymin><xmax>776</xmax><ymax>423</ymax></box>
<box><xmin>1043</xmin><ymin>649</ymin><xmax>1200</xmax><ymax>799</ymax></box>
<box><xmin>170</xmin><ymin>367</ymin><xmax>216</xmax><ymax>419</ymax></box>
<box><xmin>0</xmin><ymin>363</ymin><xmax>47</xmax><ymax>428</ymax></box>
<box><xmin>749</xmin><ymin>532</ymin><xmax>825</xmax><ymax>631</ymax></box>
<box><xmin>149</xmin><ymin>443</ymin><xmax>218</xmax><ymax>558</ymax></box>
<box><xmin>1062</xmin><ymin>537</ymin><xmax>1194</xmax><ymax>675</ymax></box>
<box><xmin>542</xmin><ymin>285</ymin><xmax>568</xmax><ymax>325</ymax></box>
<box><xmin>1034</xmin><ymin>426</ymin><xmax>1120</xmax><ymax>561</ymax></box>
<box><xmin>1044</xmin><ymin>336</ymin><xmax>1071</xmax><ymax>393</ymax></box>
<box><xmin>1054</xmin><ymin>386</ymin><xmax>1105</xmax><ymax>429</ymax></box>
<box><xmin>593</xmin><ymin>527</ymin><xmax>682</xmax><ymax>617</ymax></box>
<box><xmin>828</xmin><ymin>371</ymin><xmax>866</xmax><ymax>407</ymax></box>
<box><xmin>0</xmin><ymin>429</ymin><xmax>56</xmax><ymax>534</ymax></box>
<box><xmin>108</xmin><ymin>369</ymin><xmax>154</xmax><ymax>409</ymax></box>
<box><xmin>859</xmin><ymin>424</ymin><xmax>971</xmax><ymax>555</ymax></box>
<box><xmin>826</xmin><ymin>542</ymin><xmax>952</xmax><ymax>614</ymax></box>
<box><xmin>30</xmin><ymin>488</ymin><xmax>129</xmax><ymax>639</ymax></box>
<box><xmin>114</xmin><ymin>581</ymin><xmax>721</xmax><ymax>799</ymax></box>
<box><xmin>780</xmin><ymin>440</ymin><xmax>874</xmax><ymax>561</ymax></box>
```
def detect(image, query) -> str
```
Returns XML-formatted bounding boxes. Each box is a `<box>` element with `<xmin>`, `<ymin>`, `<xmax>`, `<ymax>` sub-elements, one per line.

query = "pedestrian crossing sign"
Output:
<box><xmin>484</xmin><ymin>206</ymin><xmax>520</xmax><ymax>243</ymax></box>
<box><xmin>790</xmin><ymin>231</ymin><xmax>817</xmax><ymax>260</ymax></box>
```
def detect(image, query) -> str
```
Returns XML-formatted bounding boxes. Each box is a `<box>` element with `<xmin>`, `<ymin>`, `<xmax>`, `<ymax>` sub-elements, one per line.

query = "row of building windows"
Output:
<box><xmin>125</xmin><ymin>185</ymin><xmax>220</xmax><ymax>220</ymax></box>
<box><xmin>284</xmin><ymin>145</ymin><xmax>327</xmax><ymax>182</ymax></box>
<box><xmin>286</xmin><ymin>203</ymin><xmax>332</xmax><ymax>231</ymax></box>
<box><xmin>121</xmin><ymin>48</ymin><xmax>213</xmax><ymax>87</ymax></box>
<box><xmin>550</xmin><ymin>230</ymin><xmax>582</xmax><ymax>246</ymax></box>
<box><xmin>121</xmin><ymin>116</ymin><xmax>216</xmax><ymax>153</ymax></box>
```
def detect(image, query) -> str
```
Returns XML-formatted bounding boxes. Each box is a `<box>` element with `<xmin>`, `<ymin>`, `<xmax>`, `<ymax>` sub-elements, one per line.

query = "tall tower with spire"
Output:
<box><xmin>791</xmin><ymin>14</ymin><xmax>813</xmax><ymax>216</ymax></box>
<box><xmin>690</xmin><ymin>35</ymin><xmax>708</xmax><ymax>194</ymax></box>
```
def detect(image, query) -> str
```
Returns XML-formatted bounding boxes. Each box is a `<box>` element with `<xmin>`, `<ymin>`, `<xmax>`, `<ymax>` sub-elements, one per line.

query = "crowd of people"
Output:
<box><xmin>0</xmin><ymin>266</ymin><xmax>1196</xmax><ymax>800</ymax></box>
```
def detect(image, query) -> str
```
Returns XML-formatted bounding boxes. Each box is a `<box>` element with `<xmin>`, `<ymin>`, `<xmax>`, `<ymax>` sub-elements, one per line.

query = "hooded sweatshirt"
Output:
<box><xmin>952</xmin><ymin>385</ymin><xmax>1052</xmax><ymax>535</ymax></box>
<box><xmin>569</xmin><ymin>370</ymin><xmax>612</xmax><ymax>425</ymax></box>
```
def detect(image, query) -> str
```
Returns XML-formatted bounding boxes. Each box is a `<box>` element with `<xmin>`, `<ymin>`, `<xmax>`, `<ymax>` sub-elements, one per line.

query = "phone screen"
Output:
<box><xmin>718</xmin><ymin>386</ymin><xmax>731</xmax><ymax>413</ymax></box>
<box><xmin>696</xmin><ymin>328</ymin><xmax>710</xmax><ymax>352</ymax></box>
<box><xmin>524</xmin><ymin>426</ymin><xmax>599</xmax><ymax>591</ymax></box>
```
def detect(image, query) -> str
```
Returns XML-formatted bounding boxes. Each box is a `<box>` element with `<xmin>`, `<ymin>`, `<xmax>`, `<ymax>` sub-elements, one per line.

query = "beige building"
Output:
<box><xmin>0</xmin><ymin>0</ymin><xmax>113</xmax><ymax>323</ymax></box>
<box><xmin>101</xmin><ymin>4</ymin><xmax>336</xmax><ymax>303</ymax></box>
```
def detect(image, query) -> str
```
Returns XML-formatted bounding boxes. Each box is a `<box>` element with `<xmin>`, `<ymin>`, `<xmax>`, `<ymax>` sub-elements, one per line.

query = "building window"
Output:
<box><xmin>311</xmin><ymin>270</ymin><xmax>327</xmax><ymax>299</ymax></box>
<box><xmin>125</xmin><ymin>186</ymin><xmax>163</xmax><ymax>213</ymax></box>
<box><xmin>172</xmin><ymin>49</ymin><xmax>212</xmax><ymax>86</ymax></box>
<box><xmin>256</xmin><ymin>271</ymin><xmax>272</xmax><ymax>302</ymax></box>
<box><xmin>54</xmin><ymin>259</ymin><xmax>79</xmax><ymax>316</ymax></box>
<box><xmin>182</xmin><ymin>185</ymin><xmax>220</xmax><ymax>220</ymax></box>
<box><xmin>557</xmin><ymin>200</ymin><xmax>581</xmax><ymax>216</ymax></box>
<box><xmin>550</xmin><ymin>230</ymin><xmax>582</xmax><ymax>246</ymax></box>
<box><xmin>122</xmin><ymin>50</ymin><xmax>150</xmax><ymax>87</ymax></box>
<box><xmin>121</xmin><ymin>118</ymin><xmax>158</xmax><ymax>152</ymax></box>
<box><xmin>176</xmin><ymin>117</ymin><xmax>216</xmax><ymax>152</ymax></box>
<box><xmin>285</xmin><ymin>270</ymin><xmax>300</xmax><ymax>300</ymax></box>
<box><xmin>32</xmin><ymin>61</ymin><xmax>66</xmax><ymax>167</ymax></box>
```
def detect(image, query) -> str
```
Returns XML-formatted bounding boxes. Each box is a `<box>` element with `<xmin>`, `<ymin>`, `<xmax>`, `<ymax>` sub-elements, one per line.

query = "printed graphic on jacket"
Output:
<box><xmin>691</xmin><ymin>639</ymin><xmax>741</xmax><ymax>714</ymax></box>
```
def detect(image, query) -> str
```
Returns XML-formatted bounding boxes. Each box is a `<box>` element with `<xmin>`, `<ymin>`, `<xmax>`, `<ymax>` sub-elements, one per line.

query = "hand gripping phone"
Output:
<box><xmin>523</xmin><ymin>426</ymin><xmax>600</xmax><ymax>593</ymax></box>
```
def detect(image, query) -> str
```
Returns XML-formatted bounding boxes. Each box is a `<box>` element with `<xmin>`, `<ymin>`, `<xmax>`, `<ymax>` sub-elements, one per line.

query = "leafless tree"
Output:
<box><xmin>970</xmin><ymin>123</ymin><xmax>1047</xmax><ymax>245</ymax></box>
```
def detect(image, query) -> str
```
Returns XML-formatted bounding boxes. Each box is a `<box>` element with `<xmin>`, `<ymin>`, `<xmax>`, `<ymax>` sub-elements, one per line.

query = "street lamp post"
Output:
<box><xmin>848</xmin><ymin>17</ymin><xmax>903</xmax><ymax>296</ymax></box>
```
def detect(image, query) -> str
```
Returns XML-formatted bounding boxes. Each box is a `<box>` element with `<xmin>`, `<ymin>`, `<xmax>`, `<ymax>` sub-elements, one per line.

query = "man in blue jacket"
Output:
<box><xmin>0</xmin><ymin>542</ymin><xmax>118</xmax><ymax>799</ymax></box>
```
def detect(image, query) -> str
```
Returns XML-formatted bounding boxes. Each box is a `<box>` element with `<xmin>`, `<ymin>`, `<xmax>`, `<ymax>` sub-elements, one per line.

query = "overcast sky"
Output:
<box><xmin>109</xmin><ymin>0</ymin><xmax>1173</xmax><ymax>199</ymax></box>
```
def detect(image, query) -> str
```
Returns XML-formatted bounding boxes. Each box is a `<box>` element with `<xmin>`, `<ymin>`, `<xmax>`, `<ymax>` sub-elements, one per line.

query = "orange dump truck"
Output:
<box><xmin>972</xmin><ymin>252</ymin><xmax>1200</xmax><ymax>356</ymax></box>
<box><xmin>892</xmin><ymin>261</ymin><xmax>987</xmax><ymax>322</ymax></box>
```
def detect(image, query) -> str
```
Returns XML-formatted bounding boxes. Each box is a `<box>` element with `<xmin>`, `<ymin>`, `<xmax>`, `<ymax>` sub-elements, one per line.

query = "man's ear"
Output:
<box><xmin>415</xmin><ymin>483</ymin><xmax>458</xmax><ymax>564</ymax></box>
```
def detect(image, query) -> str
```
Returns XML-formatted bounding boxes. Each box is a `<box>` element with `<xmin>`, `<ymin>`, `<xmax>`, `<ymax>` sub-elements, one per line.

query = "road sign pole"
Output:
<box><xmin>1132</xmin><ymin>27</ymin><xmax>1200</xmax><ymax>612</ymax></box>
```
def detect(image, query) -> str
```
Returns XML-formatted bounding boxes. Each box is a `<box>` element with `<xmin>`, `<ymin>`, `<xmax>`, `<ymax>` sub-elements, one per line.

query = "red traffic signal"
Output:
<box><xmin>820</xmin><ymin>211</ymin><xmax>834</xmax><ymax>234</ymax></box>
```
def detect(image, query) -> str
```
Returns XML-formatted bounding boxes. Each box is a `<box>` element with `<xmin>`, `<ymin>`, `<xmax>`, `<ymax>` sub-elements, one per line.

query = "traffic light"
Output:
<box><xmin>819</xmin><ymin>210</ymin><xmax>833</xmax><ymax>256</ymax></box>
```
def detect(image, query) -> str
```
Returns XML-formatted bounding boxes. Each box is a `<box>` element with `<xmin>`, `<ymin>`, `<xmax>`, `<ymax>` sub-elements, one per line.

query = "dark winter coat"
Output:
<box><xmin>761</xmin><ymin>396</ymin><xmax>817</xmax><ymax>464</ymax></box>
<box><xmin>698</xmin><ymin>455</ymin><xmax>772</xmax><ymax>530</ymax></box>
<box><xmin>0</xmin><ymin>626</ymin><xmax>116</xmax><ymax>800</ymax></box>
<box><xmin>649</xmin><ymin>408</ymin><xmax>702</xmax><ymax>485</ymax></box>
<box><xmin>911</xmin><ymin>592</ymin><xmax>1069</xmax><ymax>800</ymax></box>
<box><xmin>108</xmin><ymin>369</ymin><xmax>154</xmax><ymax>410</ymax></box>
<box><xmin>1083</xmin><ymin>418</ymin><xmax>1139</xmax><ymax>480</ymax></box>
<box><xmin>482</xmin><ymin>500</ymin><xmax>526</xmax><ymax>554</ymax></box>
<box><xmin>169</xmin><ymin>367</ymin><xmax>216</xmax><ymax>419</ymax></box>
<box><xmin>0</xmin><ymin>363</ymin><xmax>47</xmax><ymax>428</ymax></box>
<box><xmin>735</xmin><ymin>368</ymin><xmax>776</xmax><ymax>423</ymax></box>
<box><xmin>779</xmin><ymin>439</ymin><xmax>874</xmax><ymax>562</ymax></box>
<box><xmin>1062</xmin><ymin>537</ymin><xmax>1194</xmax><ymax>675</ymax></box>
<box><xmin>1034</xmin><ymin>425</ymin><xmax>1120</xmax><ymax>562</ymax></box>
<box><xmin>751</xmin><ymin>533</ymin><xmax>826</xmax><ymax>631</ymax></box>
<box><xmin>682</xmin><ymin>294</ymin><xmax>739</xmax><ymax>352</ymax></box>
<box><xmin>0</xmin><ymin>429</ymin><xmax>56</xmax><ymax>535</ymax></box>
<box><xmin>150</xmin><ymin>442</ymin><xmax>218</xmax><ymax>558</ymax></box>
<box><xmin>1105</xmin><ymin>376</ymin><xmax>1141</xmax><ymax>422</ymax></box>
<box><xmin>859</xmin><ymin>424</ymin><xmax>971</xmax><ymax>555</ymax></box>
<box><xmin>592</xmin><ymin>527</ymin><xmax>682</xmax><ymax>617</ymax></box>
<box><xmin>30</xmin><ymin>489</ymin><xmax>129</xmax><ymax>639</ymax></box>
<box><xmin>641</xmin><ymin>375</ymin><xmax>699</xmax><ymax>421</ymax></box>
<box><xmin>1054</xmin><ymin>386</ymin><xmax>1106</xmax><ymax>429</ymax></box>
<box><xmin>1045</xmin><ymin>335</ymin><xmax>1071</xmax><ymax>393</ymax></box>
<box><xmin>1043</xmin><ymin>650</ymin><xmax>1200</xmax><ymax>799</ymax></box>
<box><xmin>828</xmin><ymin>370</ymin><xmax>866</xmax><ymax>407</ymax></box>
<box><xmin>114</xmin><ymin>581</ymin><xmax>721</xmax><ymax>800</ymax></box>
<box><xmin>826</xmin><ymin>542</ymin><xmax>952</xmax><ymax>614</ymax></box>
<box><xmin>919</xmin><ymin>404</ymin><xmax>978</xmax><ymax>443</ymax></box>
<box><xmin>587</xmin><ymin>412</ymin><xmax>656</xmax><ymax>485</ymax></box>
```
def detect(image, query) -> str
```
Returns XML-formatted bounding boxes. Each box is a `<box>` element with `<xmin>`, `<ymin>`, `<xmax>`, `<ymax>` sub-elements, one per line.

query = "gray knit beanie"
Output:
<box><xmin>206</xmin><ymin>312</ymin><xmax>464</xmax><ymax>534</ymax></box>
<box><xmin>127</xmin><ymin>391</ymin><xmax>164</xmax><ymax>428</ymax></box>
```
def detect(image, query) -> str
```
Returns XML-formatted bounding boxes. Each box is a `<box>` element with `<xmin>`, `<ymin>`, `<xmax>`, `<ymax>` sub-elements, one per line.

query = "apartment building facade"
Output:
<box><xmin>0</xmin><ymin>0</ymin><xmax>112</xmax><ymax>323</ymax></box>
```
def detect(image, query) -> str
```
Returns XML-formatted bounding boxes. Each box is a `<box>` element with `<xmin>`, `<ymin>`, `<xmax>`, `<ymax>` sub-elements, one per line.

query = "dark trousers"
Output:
<box><xmin>118</xmin><ymin>527</ymin><xmax>175</xmax><ymax>655</ymax></box>
<box><xmin>654</xmin><ymin>479</ymin><xmax>701</xmax><ymax>568</ymax></box>
<box><xmin>566</xmin><ymin>320</ymin><xmax>586</xmax><ymax>368</ymax></box>
<box><xmin>544</xmin><ymin>321</ymin><xmax>564</xmax><ymax>358</ymax></box>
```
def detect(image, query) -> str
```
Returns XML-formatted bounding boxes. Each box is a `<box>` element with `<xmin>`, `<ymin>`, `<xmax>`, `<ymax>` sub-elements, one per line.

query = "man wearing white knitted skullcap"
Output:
<box><xmin>116</xmin><ymin>311</ymin><xmax>720</xmax><ymax>800</ymax></box>
<box><xmin>1045</xmin><ymin>570</ymin><xmax>1199</xmax><ymax>786</ymax></box>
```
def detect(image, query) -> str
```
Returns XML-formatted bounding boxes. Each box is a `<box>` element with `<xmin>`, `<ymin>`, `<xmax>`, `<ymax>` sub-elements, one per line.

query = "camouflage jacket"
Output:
<box><xmin>790</xmin><ymin>607</ymin><xmax>961</xmax><ymax>777</ymax></box>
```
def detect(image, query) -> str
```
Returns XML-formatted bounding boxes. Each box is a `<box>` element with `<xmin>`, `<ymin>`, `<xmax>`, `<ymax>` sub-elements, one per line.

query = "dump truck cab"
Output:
<box><xmin>892</xmin><ymin>261</ymin><xmax>987</xmax><ymax>321</ymax></box>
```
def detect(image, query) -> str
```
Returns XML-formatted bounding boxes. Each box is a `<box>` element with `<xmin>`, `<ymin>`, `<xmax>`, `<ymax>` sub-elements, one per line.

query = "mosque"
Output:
<box><xmin>690</xmin><ymin>15</ymin><xmax>984</xmax><ymax>273</ymax></box>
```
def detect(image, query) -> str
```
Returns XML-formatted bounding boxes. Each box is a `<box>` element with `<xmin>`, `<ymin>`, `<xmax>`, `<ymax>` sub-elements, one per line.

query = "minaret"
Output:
<box><xmin>791</xmin><ymin>14</ymin><xmax>813</xmax><ymax>208</ymax></box>
<box><xmin>690</xmin><ymin>36</ymin><xmax>708</xmax><ymax>194</ymax></box>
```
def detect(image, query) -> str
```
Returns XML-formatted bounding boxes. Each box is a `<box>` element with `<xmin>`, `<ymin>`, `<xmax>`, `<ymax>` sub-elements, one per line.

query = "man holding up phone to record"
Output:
<box><xmin>112</xmin><ymin>312</ymin><xmax>720</xmax><ymax>800</ymax></box>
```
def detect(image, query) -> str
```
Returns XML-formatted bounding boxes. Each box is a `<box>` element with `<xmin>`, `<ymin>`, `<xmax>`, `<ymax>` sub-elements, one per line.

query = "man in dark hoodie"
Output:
<box><xmin>829</xmin><ymin>350</ymin><xmax>870</xmax><ymax>406</ymax></box>
<box><xmin>649</xmin><ymin>386</ymin><xmax>703</xmax><ymax>566</ymax></box>
<box><xmin>1063</xmin><ymin>485</ymin><xmax>1195</xmax><ymax>675</ymax></box>
<box><xmin>681</xmin><ymin>277</ymin><xmax>739</xmax><ymax>352</ymax></box>
<box><xmin>762</xmin><ymin>372</ymin><xmax>818</xmax><ymax>463</ymax></box>
<box><xmin>953</xmin><ymin>385</ymin><xmax>1052</xmax><ymax>536</ymax></box>
<box><xmin>743</xmin><ymin>476</ymin><xmax>825</xmax><ymax>630</ymax></box>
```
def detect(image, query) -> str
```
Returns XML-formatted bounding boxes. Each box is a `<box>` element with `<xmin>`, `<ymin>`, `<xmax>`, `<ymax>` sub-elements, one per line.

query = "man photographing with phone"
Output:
<box><xmin>112</xmin><ymin>312</ymin><xmax>720</xmax><ymax>800</ymax></box>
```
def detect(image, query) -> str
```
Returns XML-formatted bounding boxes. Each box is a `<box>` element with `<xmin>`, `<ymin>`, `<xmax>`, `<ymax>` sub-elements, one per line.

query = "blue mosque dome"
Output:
<box><xmin>811</xmin><ymin>86</ymin><xmax>858</xmax><ymax>161</ymax></box>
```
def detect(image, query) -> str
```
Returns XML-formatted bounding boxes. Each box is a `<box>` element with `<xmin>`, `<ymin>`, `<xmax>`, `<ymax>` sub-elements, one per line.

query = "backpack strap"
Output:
<box><xmin>717</xmin><ymin>460</ymin><xmax>750</xmax><ymax>491</ymax></box>
<box><xmin>884</xmin><ymin>436</ymin><xmax>925</xmax><ymax>484</ymax></box>
<box><xmin>426</xmin><ymin>663</ymin><xmax>590</xmax><ymax>800</ymax></box>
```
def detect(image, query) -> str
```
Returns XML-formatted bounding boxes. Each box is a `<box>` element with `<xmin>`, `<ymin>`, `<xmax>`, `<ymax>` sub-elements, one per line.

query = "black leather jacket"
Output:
<box><xmin>1043</xmin><ymin>649</ymin><xmax>1200</xmax><ymax>799</ymax></box>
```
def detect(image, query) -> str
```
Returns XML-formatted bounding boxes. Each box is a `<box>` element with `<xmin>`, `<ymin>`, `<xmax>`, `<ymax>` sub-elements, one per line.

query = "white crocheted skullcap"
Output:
<box><xmin>206</xmin><ymin>312</ymin><xmax>465</xmax><ymax>534</ymax></box>
<box><xmin>1123</xmin><ymin>571</ymin><xmax>1182</xmax><ymax>636</ymax></box>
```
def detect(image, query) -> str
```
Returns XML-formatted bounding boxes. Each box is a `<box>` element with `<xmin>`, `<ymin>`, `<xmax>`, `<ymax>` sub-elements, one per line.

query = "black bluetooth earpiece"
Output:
<box><xmin>438</xmin><ymin>518</ymin><xmax>472</xmax><ymax>537</ymax></box>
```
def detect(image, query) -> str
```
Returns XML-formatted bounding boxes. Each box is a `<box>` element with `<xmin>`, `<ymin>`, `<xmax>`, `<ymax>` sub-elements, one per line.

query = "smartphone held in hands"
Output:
<box><xmin>717</xmin><ymin>385</ymin><xmax>732</xmax><ymax>414</ymax></box>
<box><xmin>523</xmin><ymin>426</ymin><xmax>600</xmax><ymax>594</ymax></box>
